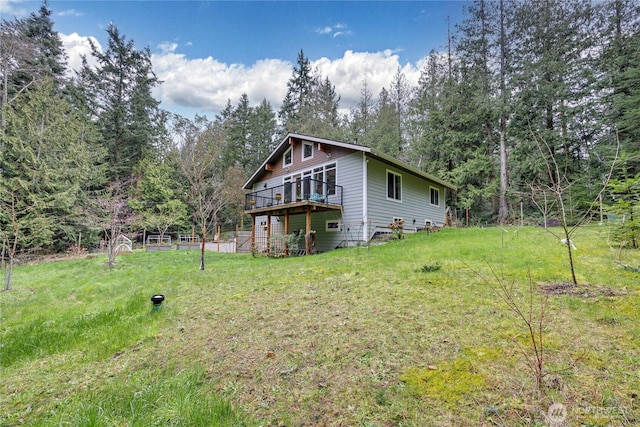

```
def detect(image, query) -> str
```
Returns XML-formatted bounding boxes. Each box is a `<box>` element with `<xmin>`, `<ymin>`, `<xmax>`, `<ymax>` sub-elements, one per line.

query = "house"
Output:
<box><xmin>243</xmin><ymin>133</ymin><xmax>455</xmax><ymax>255</ymax></box>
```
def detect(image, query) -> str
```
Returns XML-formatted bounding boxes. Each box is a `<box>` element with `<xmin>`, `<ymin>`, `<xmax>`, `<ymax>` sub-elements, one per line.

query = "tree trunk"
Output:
<box><xmin>200</xmin><ymin>224</ymin><xmax>206</xmax><ymax>270</ymax></box>
<box><xmin>497</xmin><ymin>0</ymin><xmax>509</xmax><ymax>225</ymax></box>
<box><xmin>557</xmin><ymin>186</ymin><xmax>578</xmax><ymax>285</ymax></box>
<box><xmin>498</xmin><ymin>122</ymin><xmax>509</xmax><ymax>224</ymax></box>
<box><xmin>4</xmin><ymin>258</ymin><xmax>12</xmax><ymax>291</ymax></box>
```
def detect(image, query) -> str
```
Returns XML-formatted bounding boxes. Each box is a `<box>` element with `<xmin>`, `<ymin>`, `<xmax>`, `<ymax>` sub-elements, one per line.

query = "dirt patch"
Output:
<box><xmin>541</xmin><ymin>282</ymin><xmax>627</xmax><ymax>298</ymax></box>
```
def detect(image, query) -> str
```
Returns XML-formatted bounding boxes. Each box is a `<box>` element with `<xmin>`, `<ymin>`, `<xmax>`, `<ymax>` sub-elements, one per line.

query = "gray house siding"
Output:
<box><xmin>366</xmin><ymin>158</ymin><xmax>446</xmax><ymax>234</ymax></box>
<box><xmin>278</xmin><ymin>151</ymin><xmax>366</xmax><ymax>252</ymax></box>
<box><xmin>334</xmin><ymin>151</ymin><xmax>366</xmax><ymax>245</ymax></box>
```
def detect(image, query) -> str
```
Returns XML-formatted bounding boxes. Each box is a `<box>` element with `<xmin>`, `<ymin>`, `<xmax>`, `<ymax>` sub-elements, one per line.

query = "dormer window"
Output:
<box><xmin>302</xmin><ymin>142</ymin><xmax>313</xmax><ymax>161</ymax></box>
<box><xmin>283</xmin><ymin>147</ymin><xmax>292</xmax><ymax>167</ymax></box>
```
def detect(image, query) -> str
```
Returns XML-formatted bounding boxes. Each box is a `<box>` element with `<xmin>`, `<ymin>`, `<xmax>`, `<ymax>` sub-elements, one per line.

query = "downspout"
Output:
<box><xmin>362</xmin><ymin>154</ymin><xmax>369</xmax><ymax>242</ymax></box>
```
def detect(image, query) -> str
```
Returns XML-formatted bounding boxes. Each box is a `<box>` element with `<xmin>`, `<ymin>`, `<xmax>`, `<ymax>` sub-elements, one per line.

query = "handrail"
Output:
<box><xmin>245</xmin><ymin>178</ymin><xmax>343</xmax><ymax>210</ymax></box>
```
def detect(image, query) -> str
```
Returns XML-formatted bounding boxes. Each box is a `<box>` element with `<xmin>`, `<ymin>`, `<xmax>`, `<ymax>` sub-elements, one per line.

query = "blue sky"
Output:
<box><xmin>3</xmin><ymin>1</ymin><xmax>470</xmax><ymax>118</ymax></box>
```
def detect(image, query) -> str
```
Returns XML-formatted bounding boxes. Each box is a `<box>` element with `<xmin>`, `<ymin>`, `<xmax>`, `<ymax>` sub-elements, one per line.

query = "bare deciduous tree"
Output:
<box><xmin>172</xmin><ymin>115</ymin><xmax>228</xmax><ymax>270</ymax></box>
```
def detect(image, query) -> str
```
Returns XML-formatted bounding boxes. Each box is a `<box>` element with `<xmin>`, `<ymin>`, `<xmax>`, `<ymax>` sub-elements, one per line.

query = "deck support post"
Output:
<box><xmin>250</xmin><ymin>214</ymin><xmax>256</xmax><ymax>255</ymax></box>
<box><xmin>305</xmin><ymin>206</ymin><xmax>311</xmax><ymax>255</ymax></box>
<box><xmin>266</xmin><ymin>213</ymin><xmax>271</xmax><ymax>255</ymax></box>
<box><xmin>284</xmin><ymin>210</ymin><xmax>290</xmax><ymax>256</ymax></box>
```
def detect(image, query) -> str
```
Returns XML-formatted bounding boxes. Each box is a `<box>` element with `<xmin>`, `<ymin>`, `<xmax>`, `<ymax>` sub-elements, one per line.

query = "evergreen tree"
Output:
<box><xmin>388</xmin><ymin>67</ymin><xmax>411</xmax><ymax>160</ymax></box>
<box><xmin>509</xmin><ymin>0</ymin><xmax>594</xmax><ymax>190</ymax></box>
<box><xmin>599</xmin><ymin>0</ymin><xmax>640</xmax><ymax>175</ymax></box>
<box><xmin>295</xmin><ymin>73</ymin><xmax>343</xmax><ymax>139</ymax></box>
<box><xmin>18</xmin><ymin>1</ymin><xmax>67</xmax><ymax>86</ymax></box>
<box><xmin>369</xmin><ymin>87</ymin><xmax>402</xmax><ymax>157</ymax></box>
<box><xmin>130</xmin><ymin>157</ymin><xmax>187</xmax><ymax>241</ymax></box>
<box><xmin>220</xmin><ymin>94</ymin><xmax>276</xmax><ymax>174</ymax></box>
<box><xmin>0</xmin><ymin>0</ymin><xmax>66</xmax><ymax>123</ymax></box>
<box><xmin>0</xmin><ymin>78</ymin><xmax>94</xmax><ymax>288</ymax></box>
<box><xmin>278</xmin><ymin>49</ymin><xmax>317</xmax><ymax>136</ymax></box>
<box><xmin>454</xmin><ymin>0</ymin><xmax>516</xmax><ymax>223</ymax></box>
<box><xmin>221</xmin><ymin>95</ymin><xmax>251</xmax><ymax>169</ymax></box>
<box><xmin>76</xmin><ymin>23</ymin><xmax>162</xmax><ymax>181</ymax></box>
<box><xmin>247</xmin><ymin>98</ymin><xmax>276</xmax><ymax>171</ymax></box>
<box><xmin>347</xmin><ymin>77</ymin><xmax>375</xmax><ymax>146</ymax></box>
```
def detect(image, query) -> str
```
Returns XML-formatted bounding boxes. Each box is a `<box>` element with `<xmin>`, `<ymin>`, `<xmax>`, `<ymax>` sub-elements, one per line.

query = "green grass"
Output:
<box><xmin>1</xmin><ymin>226</ymin><xmax>639</xmax><ymax>426</ymax></box>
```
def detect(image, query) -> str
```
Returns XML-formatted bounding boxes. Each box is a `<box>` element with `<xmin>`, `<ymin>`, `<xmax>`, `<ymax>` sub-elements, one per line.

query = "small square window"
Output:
<box><xmin>326</xmin><ymin>220</ymin><xmax>341</xmax><ymax>232</ymax></box>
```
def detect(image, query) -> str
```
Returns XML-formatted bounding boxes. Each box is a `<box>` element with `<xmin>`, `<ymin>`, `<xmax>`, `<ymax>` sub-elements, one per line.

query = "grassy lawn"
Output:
<box><xmin>1</xmin><ymin>226</ymin><xmax>639</xmax><ymax>426</ymax></box>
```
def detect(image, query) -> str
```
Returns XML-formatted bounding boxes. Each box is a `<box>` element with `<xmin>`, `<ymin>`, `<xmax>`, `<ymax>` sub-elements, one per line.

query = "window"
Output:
<box><xmin>326</xmin><ymin>220</ymin><xmax>341</xmax><ymax>232</ymax></box>
<box><xmin>325</xmin><ymin>164</ymin><xmax>336</xmax><ymax>195</ymax></box>
<box><xmin>430</xmin><ymin>187</ymin><xmax>440</xmax><ymax>206</ymax></box>
<box><xmin>283</xmin><ymin>147</ymin><xmax>292</xmax><ymax>167</ymax></box>
<box><xmin>302</xmin><ymin>142</ymin><xmax>313</xmax><ymax>161</ymax></box>
<box><xmin>387</xmin><ymin>170</ymin><xmax>402</xmax><ymax>201</ymax></box>
<box><xmin>283</xmin><ymin>163</ymin><xmax>337</xmax><ymax>200</ymax></box>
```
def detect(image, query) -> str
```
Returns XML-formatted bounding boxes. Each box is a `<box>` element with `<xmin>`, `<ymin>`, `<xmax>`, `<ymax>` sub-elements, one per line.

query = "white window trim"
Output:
<box><xmin>302</xmin><ymin>142</ymin><xmax>314</xmax><ymax>162</ymax></box>
<box><xmin>430</xmin><ymin>186</ymin><xmax>440</xmax><ymax>207</ymax></box>
<box><xmin>282</xmin><ymin>162</ymin><xmax>336</xmax><ymax>183</ymax></box>
<box><xmin>283</xmin><ymin>147</ymin><xmax>293</xmax><ymax>167</ymax></box>
<box><xmin>386</xmin><ymin>170</ymin><xmax>402</xmax><ymax>202</ymax></box>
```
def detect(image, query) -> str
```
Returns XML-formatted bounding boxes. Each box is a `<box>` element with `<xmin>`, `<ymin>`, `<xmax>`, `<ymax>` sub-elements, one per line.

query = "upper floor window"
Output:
<box><xmin>302</xmin><ymin>142</ymin><xmax>313</xmax><ymax>161</ymax></box>
<box><xmin>430</xmin><ymin>186</ymin><xmax>440</xmax><ymax>206</ymax></box>
<box><xmin>387</xmin><ymin>170</ymin><xmax>402</xmax><ymax>201</ymax></box>
<box><xmin>283</xmin><ymin>147</ymin><xmax>292</xmax><ymax>167</ymax></box>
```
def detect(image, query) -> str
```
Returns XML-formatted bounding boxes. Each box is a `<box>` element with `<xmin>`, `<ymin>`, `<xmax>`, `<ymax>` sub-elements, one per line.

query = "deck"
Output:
<box><xmin>244</xmin><ymin>179</ymin><xmax>343</xmax><ymax>215</ymax></box>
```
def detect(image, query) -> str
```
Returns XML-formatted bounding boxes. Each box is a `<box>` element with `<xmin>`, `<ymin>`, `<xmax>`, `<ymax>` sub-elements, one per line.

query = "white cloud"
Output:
<box><xmin>59</xmin><ymin>32</ymin><xmax>101</xmax><ymax>74</ymax></box>
<box><xmin>151</xmin><ymin>52</ymin><xmax>292</xmax><ymax>115</ymax></box>
<box><xmin>333</xmin><ymin>31</ymin><xmax>352</xmax><ymax>38</ymax></box>
<box><xmin>312</xmin><ymin>50</ymin><xmax>421</xmax><ymax>115</ymax></box>
<box><xmin>0</xmin><ymin>0</ymin><xmax>28</xmax><ymax>17</ymax></box>
<box><xmin>56</xmin><ymin>9</ymin><xmax>82</xmax><ymax>17</ymax></box>
<box><xmin>157</xmin><ymin>42</ymin><xmax>178</xmax><ymax>54</ymax></box>
<box><xmin>61</xmin><ymin>33</ymin><xmax>424</xmax><ymax>118</ymax></box>
<box><xmin>317</xmin><ymin>23</ymin><xmax>353</xmax><ymax>39</ymax></box>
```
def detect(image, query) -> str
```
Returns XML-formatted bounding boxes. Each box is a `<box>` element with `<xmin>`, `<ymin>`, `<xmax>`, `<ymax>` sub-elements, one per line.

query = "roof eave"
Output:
<box><xmin>367</xmin><ymin>150</ymin><xmax>457</xmax><ymax>190</ymax></box>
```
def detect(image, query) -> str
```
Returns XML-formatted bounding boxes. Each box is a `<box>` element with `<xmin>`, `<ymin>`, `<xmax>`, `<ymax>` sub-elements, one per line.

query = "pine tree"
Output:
<box><xmin>509</xmin><ymin>0</ymin><xmax>594</xmax><ymax>193</ymax></box>
<box><xmin>1</xmin><ymin>78</ymin><xmax>94</xmax><ymax>288</ymax></box>
<box><xmin>19</xmin><ymin>1</ymin><xmax>67</xmax><ymax>85</ymax></box>
<box><xmin>295</xmin><ymin>74</ymin><xmax>342</xmax><ymax>139</ymax></box>
<box><xmin>347</xmin><ymin>77</ymin><xmax>375</xmax><ymax>146</ymax></box>
<box><xmin>599</xmin><ymin>0</ymin><xmax>640</xmax><ymax>175</ymax></box>
<box><xmin>247</xmin><ymin>98</ymin><xmax>276</xmax><ymax>171</ymax></box>
<box><xmin>76</xmin><ymin>23</ymin><xmax>161</xmax><ymax>181</ymax></box>
<box><xmin>454</xmin><ymin>0</ymin><xmax>516</xmax><ymax>223</ymax></box>
<box><xmin>278</xmin><ymin>49</ymin><xmax>317</xmax><ymax>136</ymax></box>
<box><xmin>388</xmin><ymin>67</ymin><xmax>411</xmax><ymax>160</ymax></box>
<box><xmin>369</xmin><ymin>87</ymin><xmax>401</xmax><ymax>157</ymax></box>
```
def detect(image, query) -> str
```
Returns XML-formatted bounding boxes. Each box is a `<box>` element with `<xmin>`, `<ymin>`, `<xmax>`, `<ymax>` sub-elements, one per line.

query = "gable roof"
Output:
<box><xmin>242</xmin><ymin>133</ymin><xmax>456</xmax><ymax>190</ymax></box>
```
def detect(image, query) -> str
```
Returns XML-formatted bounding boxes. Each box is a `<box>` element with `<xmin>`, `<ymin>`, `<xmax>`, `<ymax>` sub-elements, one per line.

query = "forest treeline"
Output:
<box><xmin>1</xmin><ymin>0</ymin><xmax>639</xmax><ymax>274</ymax></box>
